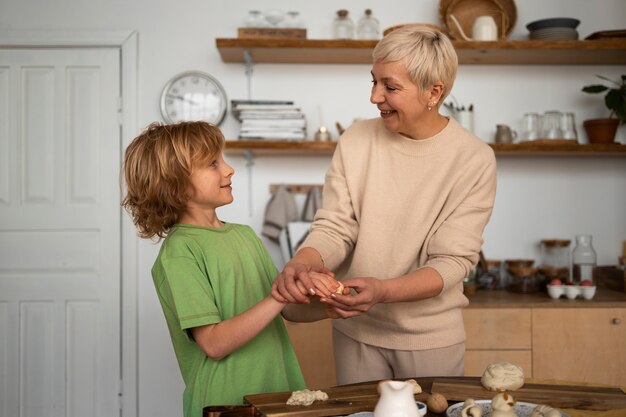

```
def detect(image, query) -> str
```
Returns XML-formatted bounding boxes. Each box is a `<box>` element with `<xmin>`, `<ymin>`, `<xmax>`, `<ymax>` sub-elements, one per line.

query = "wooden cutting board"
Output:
<box><xmin>431</xmin><ymin>378</ymin><xmax>626</xmax><ymax>411</ymax></box>
<box><xmin>244</xmin><ymin>382</ymin><xmax>430</xmax><ymax>417</ymax></box>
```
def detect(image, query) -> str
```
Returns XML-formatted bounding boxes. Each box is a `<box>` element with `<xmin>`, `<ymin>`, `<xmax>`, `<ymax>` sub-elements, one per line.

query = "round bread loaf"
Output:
<box><xmin>481</xmin><ymin>362</ymin><xmax>525</xmax><ymax>391</ymax></box>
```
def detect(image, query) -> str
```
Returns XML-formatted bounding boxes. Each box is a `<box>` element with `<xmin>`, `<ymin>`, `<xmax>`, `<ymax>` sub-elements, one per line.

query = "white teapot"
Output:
<box><xmin>450</xmin><ymin>14</ymin><xmax>499</xmax><ymax>41</ymax></box>
<box><xmin>373</xmin><ymin>380</ymin><xmax>419</xmax><ymax>417</ymax></box>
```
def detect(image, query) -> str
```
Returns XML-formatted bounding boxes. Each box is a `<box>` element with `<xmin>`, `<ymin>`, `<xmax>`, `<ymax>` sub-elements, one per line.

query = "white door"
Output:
<box><xmin>0</xmin><ymin>48</ymin><xmax>121</xmax><ymax>417</ymax></box>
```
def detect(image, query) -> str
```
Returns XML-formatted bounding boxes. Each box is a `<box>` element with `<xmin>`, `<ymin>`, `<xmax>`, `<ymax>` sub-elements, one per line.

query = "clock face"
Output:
<box><xmin>160</xmin><ymin>71</ymin><xmax>227</xmax><ymax>125</ymax></box>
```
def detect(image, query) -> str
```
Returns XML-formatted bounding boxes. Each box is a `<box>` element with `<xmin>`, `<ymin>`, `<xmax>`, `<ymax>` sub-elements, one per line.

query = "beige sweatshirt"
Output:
<box><xmin>301</xmin><ymin>117</ymin><xmax>497</xmax><ymax>350</ymax></box>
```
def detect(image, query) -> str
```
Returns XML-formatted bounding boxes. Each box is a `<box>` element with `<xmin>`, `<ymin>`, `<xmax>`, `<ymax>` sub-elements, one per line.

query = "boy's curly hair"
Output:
<box><xmin>122</xmin><ymin>121</ymin><xmax>224</xmax><ymax>240</ymax></box>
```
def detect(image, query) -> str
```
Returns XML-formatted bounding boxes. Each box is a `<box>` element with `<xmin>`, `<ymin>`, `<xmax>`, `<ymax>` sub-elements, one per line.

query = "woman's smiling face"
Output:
<box><xmin>370</xmin><ymin>60</ymin><xmax>431</xmax><ymax>139</ymax></box>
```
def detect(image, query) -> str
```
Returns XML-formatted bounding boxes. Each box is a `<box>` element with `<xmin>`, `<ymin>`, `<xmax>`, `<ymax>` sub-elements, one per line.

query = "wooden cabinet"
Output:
<box><xmin>283</xmin><ymin>319</ymin><xmax>337</xmax><ymax>389</ymax></box>
<box><xmin>532</xmin><ymin>308</ymin><xmax>626</xmax><ymax>386</ymax></box>
<box><xmin>463</xmin><ymin>308</ymin><xmax>532</xmax><ymax>377</ymax></box>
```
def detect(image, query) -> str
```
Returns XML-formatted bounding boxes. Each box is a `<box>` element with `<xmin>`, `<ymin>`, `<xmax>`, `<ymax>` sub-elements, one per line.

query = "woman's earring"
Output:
<box><xmin>427</xmin><ymin>102</ymin><xmax>433</xmax><ymax>111</ymax></box>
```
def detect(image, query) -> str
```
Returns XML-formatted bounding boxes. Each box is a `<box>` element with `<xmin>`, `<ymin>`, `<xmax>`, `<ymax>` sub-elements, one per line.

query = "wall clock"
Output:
<box><xmin>160</xmin><ymin>71</ymin><xmax>227</xmax><ymax>125</ymax></box>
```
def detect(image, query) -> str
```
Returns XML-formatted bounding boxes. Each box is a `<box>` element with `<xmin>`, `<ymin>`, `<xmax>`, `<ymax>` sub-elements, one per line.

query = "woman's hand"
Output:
<box><xmin>321</xmin><ymin>276</ymin><xmax>388</xmax><ymax>319</ymax></box>
<box><xmin>271</xmin><ymin>266</ymin><xmax>337</xmax><ymax>304</ymax></box>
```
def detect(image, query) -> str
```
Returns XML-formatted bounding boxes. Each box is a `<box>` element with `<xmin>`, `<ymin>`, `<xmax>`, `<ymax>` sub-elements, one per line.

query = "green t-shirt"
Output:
<box><xmin>151</xmin><ymin>223</ymin><xmax>305</xmax><ymax>417</ymax></box>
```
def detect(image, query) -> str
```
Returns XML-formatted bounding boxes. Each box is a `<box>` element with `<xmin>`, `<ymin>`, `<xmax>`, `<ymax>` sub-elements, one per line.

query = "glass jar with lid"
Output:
<box><xmin>333</xmin><ymin>9</ymin><xmax>354</xmax><ymax>39</ymax></box>
<box><xmin>357</xmin><ymin>9</ymin><xmax>380</xmax><ymax>39</ymax></box>
<box><xmin>539</xmin><ymin>239</ymin><xmax>571</xmax><ymax>284</ymax></box>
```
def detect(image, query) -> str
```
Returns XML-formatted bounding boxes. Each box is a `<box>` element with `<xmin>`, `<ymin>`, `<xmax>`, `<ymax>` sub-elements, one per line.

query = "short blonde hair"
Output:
<box><xmin>122</xmin><ymin>121</ymin><xmax>225</xmax><ymax>239</ymax></box>
<box><xmin>372</xmin><ymin>25</ymin><xmax>458</xmax><ymax>101</ymax></box>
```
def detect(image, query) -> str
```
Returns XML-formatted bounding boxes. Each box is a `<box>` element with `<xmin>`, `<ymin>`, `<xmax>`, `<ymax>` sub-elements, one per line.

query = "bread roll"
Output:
<box><xmin>481</xmin><ymin>362</ymin><xmax>525</xmax><ymax>391</ymax></box>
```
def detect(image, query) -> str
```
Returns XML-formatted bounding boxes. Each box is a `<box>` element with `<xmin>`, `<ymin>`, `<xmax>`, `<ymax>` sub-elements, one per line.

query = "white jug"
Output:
<box><xmin>450</xmin><ymin>14</ymin><xmax>499</xmax><ymax>41</ymax></box>
<box><xmin>373</xmin><ymin>380</ymin><xmax>419</xmax><ymax>417</ymax></box>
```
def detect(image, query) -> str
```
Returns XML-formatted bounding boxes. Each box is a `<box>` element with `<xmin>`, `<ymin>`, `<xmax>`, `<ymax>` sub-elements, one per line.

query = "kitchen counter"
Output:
<box><xmin>465</xmin><ymin>288</ymin><xmax>626</xmax><ymax>308</ymax></box>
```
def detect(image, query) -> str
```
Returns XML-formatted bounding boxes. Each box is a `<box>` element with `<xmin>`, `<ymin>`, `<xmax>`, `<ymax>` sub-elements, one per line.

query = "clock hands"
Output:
<box><xmin>167</xmin><ymin>93</ymin><xmax>200</xmax><ymax>105</ymax></box>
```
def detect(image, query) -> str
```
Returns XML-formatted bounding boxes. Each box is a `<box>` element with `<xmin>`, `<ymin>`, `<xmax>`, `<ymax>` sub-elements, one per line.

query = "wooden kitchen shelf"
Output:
<box><xmin>225</xmin><ymin>140</ymin><xmax>626</xmax><ymax>157</ymax></box>
<box><xmin>215</xmin><ymin>38</ymin><xmax>626</xmax><ymax>65</ymax></box>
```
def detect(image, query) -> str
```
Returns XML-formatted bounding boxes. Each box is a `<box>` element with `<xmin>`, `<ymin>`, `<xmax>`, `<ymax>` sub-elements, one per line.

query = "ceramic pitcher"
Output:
<box><xmin>373</xmin><ymin>380</ymin><xmax>419</xmax><ymax>417</ymax></box>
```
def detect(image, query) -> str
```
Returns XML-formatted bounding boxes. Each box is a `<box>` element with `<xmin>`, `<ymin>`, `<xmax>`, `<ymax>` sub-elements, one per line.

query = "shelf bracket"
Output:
<box><xmin>243</xmin><ymin>49</ymin><xmax>254</xmax><ymax>100</ymax></box>
<box><xmin>244</xmin><ymin>149</ymin><xmax>255</xmax><ymax>217</ymax></box>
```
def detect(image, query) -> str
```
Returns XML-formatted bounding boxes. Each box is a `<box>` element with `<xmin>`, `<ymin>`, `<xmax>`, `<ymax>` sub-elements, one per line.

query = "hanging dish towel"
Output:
<box><xmin>262</xmin><ymin>184</ymin><xmax>298</xmax><ymax>242</ymax></box>
<box><xmin>301</xmin><ymin>186</ymin><xmax>322</xmax><ymax>222</ymax></box>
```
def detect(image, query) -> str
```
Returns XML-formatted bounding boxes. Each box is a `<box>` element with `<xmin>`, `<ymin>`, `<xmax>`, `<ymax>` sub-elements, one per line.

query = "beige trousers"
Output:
<box><xmin>332</xmin><ymin>328</ymin><xmax>465</xmax><ymax>385</ymax></box>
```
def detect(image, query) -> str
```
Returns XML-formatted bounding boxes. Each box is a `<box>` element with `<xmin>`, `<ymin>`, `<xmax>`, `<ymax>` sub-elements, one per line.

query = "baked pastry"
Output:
<box><xmin>490</xmin><ymin>392</ymin><xmax>517</xmax><ymax>417</ymax></box>
<box><xmin>461</xmin><ymin>398</ymin><xmax>483</xmax><ymax>417</ymax></box>
<box><xmin>405</xmin><ymin>378</ymin><xmax>422</xmax><ymax>394</ymax></box>
<box><xmin>286</xmin><ymin>389</ymin><xmax>329</xmax><ymax>406</ymax></box>
<box><xmin>481</xmin><ymin>362</ymin><xmax>525</xmax><ymax>391</ymax></box>
<box><xmin>531</xmin><ymin>404</ymin><xmax>561</xmax><ymax>417</ymax></box>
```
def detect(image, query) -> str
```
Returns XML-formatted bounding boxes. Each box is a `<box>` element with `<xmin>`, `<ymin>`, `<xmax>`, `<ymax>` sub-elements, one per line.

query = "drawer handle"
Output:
<box><xmin>612</xmin><ymin>318</ymin><xmax>622</xmax><ymax>325</ymax></box>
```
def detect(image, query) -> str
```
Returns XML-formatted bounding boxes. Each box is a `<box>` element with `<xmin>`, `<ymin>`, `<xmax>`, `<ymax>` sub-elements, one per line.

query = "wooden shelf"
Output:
<box><xmin>224</xmin><ymin>140</ymin><xmax>626</xmax><ymax>157</ymax></box>
<box><xmin>215</xmin><ymin>38</ymin><xmax>626</xmax><ymax>65</ymax></box>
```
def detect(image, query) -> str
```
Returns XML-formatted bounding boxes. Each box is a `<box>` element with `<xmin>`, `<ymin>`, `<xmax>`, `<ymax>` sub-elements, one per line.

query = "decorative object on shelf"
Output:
<box><xmin>585</xmin><ymin>29</ymin><xmax>626</xmax><ymax>40</ymax></box>
<box><xmin>561</xmin><ymin>112</ymin><xmax>578</xmax><ymax>140</ymax></box>
<box><xmin>581</xmin><ymin>74</ymin><xmax>625</xmax><ymax>143</ymax></box>
<box><xmin>439</xmin><ymin>0</ymin><xmax>517</xmax><ymax>40</ymax></box>
<box><xmin>239</xmin><ymin>9</ymin><xmax>307</xmax><ymax>38</ymax></box>
<box><xmin>526</xmin><ymin>17</ymin><xmax>580</xmax><ymax>40</ymax></box>
<box><xmin>231</xmin><ymin>99</ymin><xmax>306</xmax><ymax>141</ymax></box>
<box><xmin>159</xmin><ymin>71</ymin><xmax>227</xmax><ymax>125</ymax></box>
<box><xmin>357</xmin><ymin>9</ymin><xmax>381</xmax><ymax>40</ymax></box>
<box><xmin>444</xmin><ymin>98</ymin><xmax>474</xmax><ymax>133</ymax></box>
<box><xmin>333</xmin><ymin>9</ymin><xmax>355</xmax><ymax>39</ymax></box>
<box><xmin>495</xmin><ymin>124</ymin><xmax>517</xmax><ymax>143</ymax></box>
<box><xmin>449</xmin><ymin>14</ymin><xmax>499</xmax><ymax>41</ymax></box>
<box><xmin>314</xmin><ymin>126</ymin><xmax>332</xmax><ymax>141</ymax></box>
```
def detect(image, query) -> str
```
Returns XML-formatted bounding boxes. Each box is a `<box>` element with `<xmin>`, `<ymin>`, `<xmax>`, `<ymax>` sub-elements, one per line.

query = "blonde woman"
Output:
<box><xmin>274</xmin><ymin>25</ymin><xmax>497</xmax><ymax>384</ymax></box>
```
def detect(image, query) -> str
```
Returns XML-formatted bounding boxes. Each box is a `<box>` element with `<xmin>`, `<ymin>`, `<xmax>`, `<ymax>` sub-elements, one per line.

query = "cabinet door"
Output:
<box><xmin>532</xmin><ymin>308</ymin><xmax>626</xmax><ymax>386</ymax></box>
<box><xmin>284</xmin><ymin>319</ymin><xmax>336</xmax><ymax>389</ymax></box>
<box><xmin>464</xmin><ymin>308</ymin><xmax>532</xmax><ymax>377</ymax></box>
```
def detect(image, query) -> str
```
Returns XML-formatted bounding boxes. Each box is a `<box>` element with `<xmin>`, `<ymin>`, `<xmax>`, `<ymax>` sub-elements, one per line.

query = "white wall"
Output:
<box><xmin>2</xmin><ymin>1</ymin><xmax>625</xmax><ymax>416</ymax></box>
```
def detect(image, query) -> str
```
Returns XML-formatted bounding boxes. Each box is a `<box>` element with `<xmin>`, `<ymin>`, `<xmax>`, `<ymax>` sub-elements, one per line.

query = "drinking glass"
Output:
<box><xmin>520</xmin><ymin>112</ymin><xmax>539</xmax><ymax>141</ymax></box>
<box><xmin>561</xmin><ymin>112</ymin><xmax>578</xmax><ymax>141</ymax></box>
<box><xmin>541</xmin><ymin>111</ymin><xmax>563</xmax><ymax>139</ymax></box>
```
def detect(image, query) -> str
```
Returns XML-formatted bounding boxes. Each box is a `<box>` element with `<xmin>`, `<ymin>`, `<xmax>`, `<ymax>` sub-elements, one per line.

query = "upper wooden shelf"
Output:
<box><xmin>215</xmin><ymin>38</ymin><xmax>626</xmax><ymax>65</ymax></box>
<box><xmin>224</xmin><ymin>140</ymin><xmax>626</xmax><ymax>157</ymax></box>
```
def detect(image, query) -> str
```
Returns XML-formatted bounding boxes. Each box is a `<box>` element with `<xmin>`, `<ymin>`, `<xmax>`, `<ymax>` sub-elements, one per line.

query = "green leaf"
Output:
<box><xmin>582</xmin><ymin>85</ymin><xmax>608</xmax><ymax>93</ymax></box>
<box><xmin>606</xmin><ymin>89</ymin><xmax>623</xmax><ymax>110</ymax></box>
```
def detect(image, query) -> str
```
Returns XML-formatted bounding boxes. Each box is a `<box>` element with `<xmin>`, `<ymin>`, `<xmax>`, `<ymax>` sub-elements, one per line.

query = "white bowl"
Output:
<box><xmin>416</xmin><ymin>401</ymin><xmax>427</xmax><ymax>417</ymax></box>
<box><xmin>564</xmin><ymin>285</ymin><xmax>580</xmax><ymax>299</ymax></box>
<box><xmin>546</xmin><ymin>284</ymin><xmax>564</xmax><ymax>299</ymax></box>
<box><xmin>580</xmin><ymin>285</ymin><xmax>597</xmax><ymax>300</ymax></box>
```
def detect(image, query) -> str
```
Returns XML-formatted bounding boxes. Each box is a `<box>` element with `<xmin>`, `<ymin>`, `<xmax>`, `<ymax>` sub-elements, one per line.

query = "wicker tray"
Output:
<box><xmin>439</xmin><ymin>0</ymin><xmax>517</xmax><ymax>40</ymax></box>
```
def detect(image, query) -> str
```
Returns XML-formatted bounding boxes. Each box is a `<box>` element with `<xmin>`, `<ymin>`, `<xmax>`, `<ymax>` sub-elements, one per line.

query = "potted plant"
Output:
<box><xmin>581</xmin><ymin>74</ymin><xmax>626</xmax><ymax>143</ymax></box>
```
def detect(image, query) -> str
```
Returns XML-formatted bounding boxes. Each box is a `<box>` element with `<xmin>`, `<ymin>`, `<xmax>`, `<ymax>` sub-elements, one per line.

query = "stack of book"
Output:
<box><xmin>232</xmin><ymin>100</ymin><xmax>307</xmax><ymax>141</ymax></box>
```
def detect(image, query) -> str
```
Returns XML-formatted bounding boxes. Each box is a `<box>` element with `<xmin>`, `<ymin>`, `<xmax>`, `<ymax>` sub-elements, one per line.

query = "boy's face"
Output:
<box><xmin>186</xmin><ymin>152</ymin><xmax>234</xmax><ymax>211</ymax></box>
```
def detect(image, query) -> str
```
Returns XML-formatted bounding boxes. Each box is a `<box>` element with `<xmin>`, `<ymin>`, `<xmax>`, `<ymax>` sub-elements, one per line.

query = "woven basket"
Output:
<box><xmin>439</xmin><ymin>0</ymin><xmax>517</xmax><ymax>40</ymax></box>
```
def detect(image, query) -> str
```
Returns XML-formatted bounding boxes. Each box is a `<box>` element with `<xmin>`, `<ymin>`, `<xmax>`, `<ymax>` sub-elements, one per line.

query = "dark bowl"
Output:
<box><xmin>526</xmin><ymin>17</ymin><xmax>580</xmax><ymax>31</ymax></box>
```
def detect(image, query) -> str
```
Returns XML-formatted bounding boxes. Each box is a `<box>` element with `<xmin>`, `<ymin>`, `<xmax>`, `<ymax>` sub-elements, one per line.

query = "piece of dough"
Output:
<box><xmin>481</xmin><ymin>362</ymin><xmax>525</xmax><ymax>391</ymax></box>
<box><xmin>286</xmin><ymin>389</ymin><xmax>329</xmax><ymax>406</ymax></box>
<box><xmin>324</xmin><ymin>281</ymin><xmax>344</xmax><ymax>319</ymax></box>
<box><xmin>531</xmin><ymin>404</ymin><xmax>561</xmax><ymax>417</ymax></box>
<box><xmin>405</xmin><ymin>378</ymin><xmax>422</xmax><ymax>394</ymax></box>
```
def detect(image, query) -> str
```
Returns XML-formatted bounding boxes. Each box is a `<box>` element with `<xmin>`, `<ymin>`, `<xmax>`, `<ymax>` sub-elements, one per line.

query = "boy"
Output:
<box><xmin>122</xmin><ymin>121</ymin><xmax>307</xmax><ymax>417</ymax></box>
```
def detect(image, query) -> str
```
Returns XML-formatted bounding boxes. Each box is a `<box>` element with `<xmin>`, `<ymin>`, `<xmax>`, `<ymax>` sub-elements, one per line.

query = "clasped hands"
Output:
<box><xmin>271</xmin><ymin>263</ymin><xmax>387</xmax><ymax>319</ymax></box>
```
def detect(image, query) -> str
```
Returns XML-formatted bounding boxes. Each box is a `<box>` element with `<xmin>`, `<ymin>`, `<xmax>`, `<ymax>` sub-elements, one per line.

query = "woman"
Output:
<box><xmin>274</xmin><ymin>25</ymin><xmax>497</xmax><ymax>385</ymax></box>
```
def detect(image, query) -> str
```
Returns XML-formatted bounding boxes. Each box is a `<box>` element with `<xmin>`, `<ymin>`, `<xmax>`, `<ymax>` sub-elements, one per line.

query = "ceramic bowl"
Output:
<box><xmin>416</xmin><ymin>401</ymin><xmax>427</xmax><ymax>416</ymax></box>
<box><xmin>526</xmin><ymin>17</ymin><xmax>580</xmax><ymax>31</ymax></box>
<box><xmin>547</xmin><ymin>284</ymin><xmax>564</xmax><ymax>299</ymax></box>
<box><xmin>580</xmin><ymin>285</ymin><xmax>597</xmax><ymax>300</ymax></box>
<box><xmin>564</xmin><ymin>285</ymin><xmax>580</xmax><ymax>299</ymax></box>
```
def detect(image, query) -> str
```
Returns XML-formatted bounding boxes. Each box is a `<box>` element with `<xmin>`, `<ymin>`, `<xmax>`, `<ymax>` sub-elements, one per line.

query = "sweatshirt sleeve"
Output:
<box><xmin>300</xmin><ymin>138</ymin><xmax>359</xmax><ymax>270</ymax></box>
<box><xmin>425</xmin><ymin>149</ymin><xmax>497</xmax><ymax>292</ymax></box>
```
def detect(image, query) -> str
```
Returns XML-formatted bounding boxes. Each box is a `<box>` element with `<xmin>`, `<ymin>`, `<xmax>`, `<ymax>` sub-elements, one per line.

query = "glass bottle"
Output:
<box><xmin>572</xmin><ymin>234</ymin><xmax>597</xmax><ymax>284</ymax></box>
<box><xmin>333</xmin><ymin>9</ymin><xmax>354</xmax><ymax>39</ymax></box>
<box><xmin>357</xmin><ymin>9</ymin><xmax>380</xmax><ymax>40</ymax></box>
<box><xmin>243</xmin><ymin>10</ymin><xmax>266</xmax><ymax>28</ymax></box>
<box><xmin>280</xmin><ymin>11</ymin><xmax>304</xmax><ymax>28</ymax></box>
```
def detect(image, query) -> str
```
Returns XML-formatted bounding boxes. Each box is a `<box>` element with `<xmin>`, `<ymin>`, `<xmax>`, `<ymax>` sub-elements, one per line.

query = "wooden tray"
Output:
<box><xmin>431</xmin><ymin>378</ymin><xmax>626</xmax><ymax>411</ymax></box>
